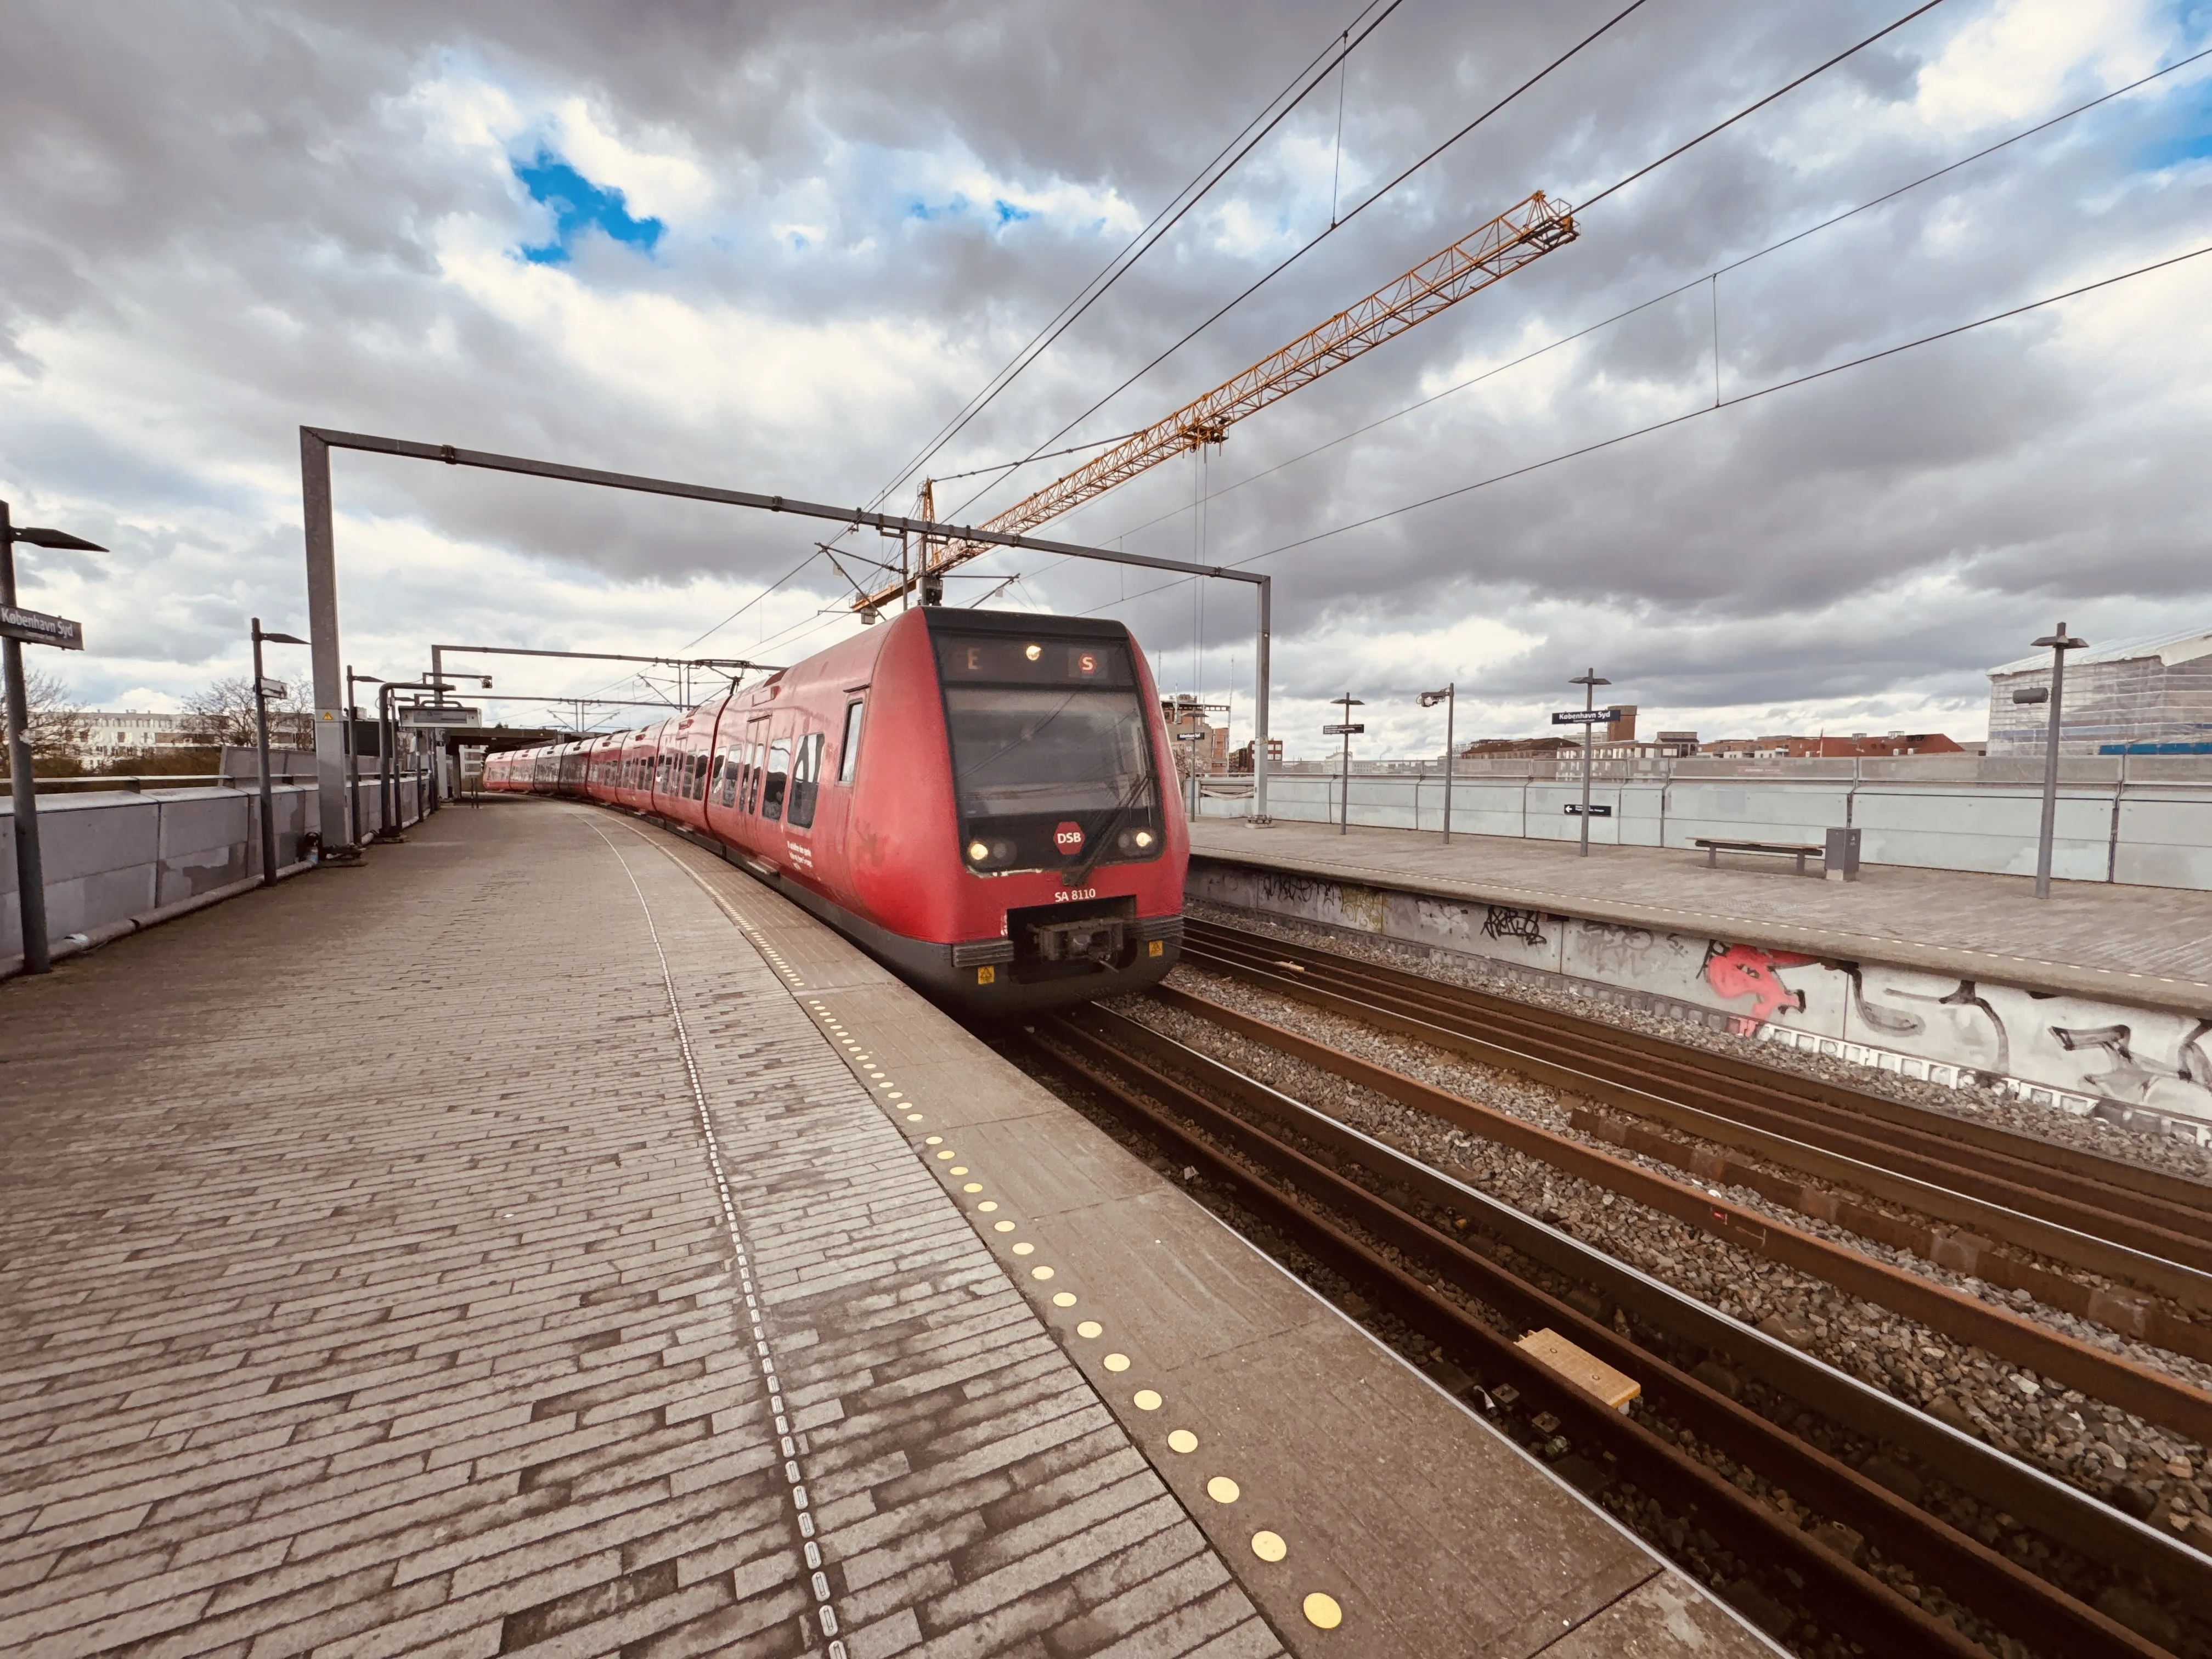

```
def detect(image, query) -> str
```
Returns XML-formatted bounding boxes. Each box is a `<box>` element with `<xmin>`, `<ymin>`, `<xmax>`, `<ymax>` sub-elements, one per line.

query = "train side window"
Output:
<box><xmin>689</xmin><ymin>751</ymin><xmax>706</xmax><ymax>800</ymax></box>
<box><xmin>837</xmin><ymin>701</ymin><xmax>864</xmax><ymax>784</ymax></box>
<box><xmin>761</xmin><ymin>738</ymin><xmax>791</xmax><ymax>820</ymax></box>
<box><xmin>787</xmin><ymin>733</ymin><xmax>825</xmax><ymax>827</ymax></box>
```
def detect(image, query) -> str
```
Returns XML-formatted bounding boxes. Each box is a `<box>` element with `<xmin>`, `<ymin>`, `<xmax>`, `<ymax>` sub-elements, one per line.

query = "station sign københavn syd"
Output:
<box><xmin>0</xmin><ymin>604</ymin><xmax>84</xmax><ymax>651</ymax></box>
<box><xmin>1551</xmin><ymin>706</ymin><xmax>1622</xmax><ymax>725</ymax></box>
<box><xmin>1322</xmin><ymin>722</ymin><xmax>1365</xmax><ymax>735</ymax></box>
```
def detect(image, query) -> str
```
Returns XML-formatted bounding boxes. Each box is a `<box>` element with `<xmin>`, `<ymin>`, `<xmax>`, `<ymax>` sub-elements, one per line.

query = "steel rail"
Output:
<box><xmin>1143</xmin><ymin>970</ymin><xmax>2212</xmax><ymax>1452</ymax></box>
<box><xmin>1092</xmin><ymin>995</ymin><xmax>2212</xmax><ymax>1612</ymax></box>
<box><xmin>1184</xmin><ymin>922</ymin><xmax>2212</xmax><ymax>1307</ymax></box>
<box><xmin>1187</xmin><ymin>918</ymin><xmax>2212</xmax><ymax>1228</ymax></box>
<box><xmin>1031</xmin><ymin>1006</ymin><xmax>2169</xmax><ymax>1659</ymax></box>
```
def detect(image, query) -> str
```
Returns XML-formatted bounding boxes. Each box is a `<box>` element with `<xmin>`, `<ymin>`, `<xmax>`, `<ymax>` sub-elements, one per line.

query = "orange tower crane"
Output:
<box><xmin>860</xmin><ymin>189</ymin><xmax>1578</xmax><ymax>611</ymax></box>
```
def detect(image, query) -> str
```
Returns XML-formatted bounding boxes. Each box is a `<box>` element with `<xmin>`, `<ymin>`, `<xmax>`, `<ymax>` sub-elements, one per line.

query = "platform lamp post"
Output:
<box><xmin>1328</xmin><ymin>695</ymin><xmax>1364</xmax><ymax>836</ymax></box>
<box><xmin>2029</xmin><ymin>622</ymin><xmax>2087</xmax><ymax>901</ymax></box>
<box><xmin>1570</xmin><ymin>668</ymin><xmax>1611</xmax><ymax>858</ymax></box>
<box><xmin>250</xmin><ymin>619</ymin><xmax>307</xmax><ymax>888</ymax></box>
<box><xmin>1420</xmin><ymin>682</ymin><xmax>1456</xmax><ymax>845</ymax></box>
<box><xmin>2</xmin><ymin>502</ymin><xmax>105</xmax><ymax>975</ymax></box>
<box><xmin>346</xmin><ymin>668</ymin><xmax>382</xmax><ymax>849</ymax></box>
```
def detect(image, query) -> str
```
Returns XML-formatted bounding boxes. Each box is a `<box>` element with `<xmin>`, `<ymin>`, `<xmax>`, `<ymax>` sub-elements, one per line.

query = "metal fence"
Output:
<box><xmin>1197</xmin><ymin>761</ymin><xmax>2212</xmax><ymax>890</ymax></box>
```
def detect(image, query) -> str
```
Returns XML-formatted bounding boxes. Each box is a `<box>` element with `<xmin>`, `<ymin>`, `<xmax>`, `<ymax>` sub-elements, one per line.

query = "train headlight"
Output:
<box><xmin>1133</xmin><ymin>828</ymin><xmax>1154</xmax><ymax>849</ymax></box>
<box><xmin>1116</xmin><ymin>827</ymin><xmax>1156</xmax><ymax>854</ymax></box>
<box><xmin>1024</xmin><ymin>643</ymin><xmax>1042</xmax><ymax>662</ymax></box>
<box><xmin>967</xmin><ymin>840</ymin><xmax>990</xmax><ymax>862</ymax></box>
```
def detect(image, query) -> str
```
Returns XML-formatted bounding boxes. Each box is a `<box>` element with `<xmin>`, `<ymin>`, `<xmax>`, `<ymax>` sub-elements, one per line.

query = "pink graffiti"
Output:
<box><xmin>1702</xmin><ymin>944</ymin><xmax>1817</xmax><ymax>1030</ymax></box>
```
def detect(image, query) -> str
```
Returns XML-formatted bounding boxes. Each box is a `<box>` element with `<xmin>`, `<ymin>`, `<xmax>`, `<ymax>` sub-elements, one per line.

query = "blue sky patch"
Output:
<box><xmin>992</xmin><ymin>199</ymin><xmax>1031</xmax><ymax>224</ymax></box>
<box><xmin>514</xmin><ymin>150</ymin><xmax>662</xmax><ymax>263</ymax></box>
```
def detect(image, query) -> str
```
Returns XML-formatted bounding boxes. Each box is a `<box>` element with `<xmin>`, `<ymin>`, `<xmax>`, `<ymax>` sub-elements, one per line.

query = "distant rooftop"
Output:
<box><xmin>1989</xmin><ymin>625</ymin><xmax>2212</xmax><ymax>676</ymax></box>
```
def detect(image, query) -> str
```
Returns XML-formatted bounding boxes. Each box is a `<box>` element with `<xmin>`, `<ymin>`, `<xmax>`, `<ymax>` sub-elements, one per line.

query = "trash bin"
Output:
<box><xmin>1824</xmin><ymin>826</ymin><xmax>1861</xmax><ymax>883</ymax></box>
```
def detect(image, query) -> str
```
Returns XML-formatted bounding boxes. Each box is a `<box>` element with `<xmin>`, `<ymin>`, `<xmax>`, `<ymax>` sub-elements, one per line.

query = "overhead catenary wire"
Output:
<box><xmin>945</xmin><ymin>0</ymin><xmax>1660</xmax><ymax>526</ymax></box>
<box><xmin>1076</xmin><ymin>241</ymin><xmax>2212</xmax><ymax>616</ymax></box>
<box><xmin>871</xmin><ymin>0</ymin><xmax>1409</xmax><ymax>516</ymax></box>
<box><xmin>1048</xmin><ymin>36</ymin><xmax>2210</xmax><ymax>560</ymax></box>
<box><xmin>685</xmin><ymin>0</ymin><xmax>1404</xmax><ymax>654</ymax></box>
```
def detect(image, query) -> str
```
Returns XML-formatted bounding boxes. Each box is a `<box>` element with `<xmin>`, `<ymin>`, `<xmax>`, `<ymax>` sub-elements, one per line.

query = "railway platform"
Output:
<box><xmin>1</xmin><ymin>798</ymin><xmax>1774</xmax><ymax>1659</ymax></box>
<box><xmin>1189</xmin><ymin>820</ymin><xmax>2212</xmax><ymax>1009</ymax></box>
<box><xmin>1187</xmin><ymin>819</ymin><xmax>2212</xmax><ymax>1137</ymax></box>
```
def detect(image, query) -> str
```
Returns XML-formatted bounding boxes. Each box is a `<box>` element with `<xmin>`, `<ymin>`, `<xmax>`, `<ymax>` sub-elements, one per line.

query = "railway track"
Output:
<box><xmin>1181</xmin><ymin>918</ymin><xmax>2212</xmax><ymax>1363</ymax></box>
<box><xmin>1011</xmin><ymin>1001</ymin><xmax>2212</xmax><ymax>1658</ymax></box>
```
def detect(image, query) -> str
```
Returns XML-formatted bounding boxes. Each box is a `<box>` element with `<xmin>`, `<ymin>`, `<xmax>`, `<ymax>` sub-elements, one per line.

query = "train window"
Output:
<box><xmin>940</xmin><ymin>685</ymin><xmax>1160</xmax><ymax>872</ymax></box>
<box><xmin>761</xmin><ymin>739</ymin><xmax>791</xmax><ymax>820</ymax></box>
<box><xmin>787</xmin><ymin>733</ymin><xmax>825</xmax><ymax>828</ymax></box>
<box><xmin>838</xmin><ymin>701</ymin><xmax>864</xmax><ymax>784</ymax></box>
<box><xmin>687</xmin><ymin>751</ymin><xmax>704</xmax><ymax>800</ymax></box>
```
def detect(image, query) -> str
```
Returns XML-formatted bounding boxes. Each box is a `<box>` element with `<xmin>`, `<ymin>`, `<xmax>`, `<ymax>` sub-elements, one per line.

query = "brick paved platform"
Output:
<box><xmin>1190</xmin><ymin>817</ymin><xmax>2212</xmax><ymax>1013</ymax></box>
<box><xmin>2</xmin><ymin>799</ymin><xmax>1772</xmax><ymax>1659</ymax></box>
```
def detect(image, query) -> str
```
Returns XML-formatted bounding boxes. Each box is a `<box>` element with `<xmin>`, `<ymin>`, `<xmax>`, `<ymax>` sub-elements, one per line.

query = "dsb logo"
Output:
<box><xmin>1053</xmin><ymin>821</ymin><xmax>1085</xmax><ymax>853</ymax></box>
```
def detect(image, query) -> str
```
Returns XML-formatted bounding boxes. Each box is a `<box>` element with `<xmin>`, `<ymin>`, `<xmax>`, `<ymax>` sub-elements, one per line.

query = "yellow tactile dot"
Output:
<box><xmin>1102</xmin><ymin>1352</ymin><xmax>1130</xmax><ymax>1371</ymax></box>
<box><xmin>1302</xmin><ymin>1593</ymin><xmax>1342</xmax><ymax>1630</ymax></box>
<box><xmin>993</xmin><ymin>1221</ymin><xmax>1016</xmax><ymax>1233</ymax></box>
<box><xmin>1251</xmin><ymin>1531</ymin><xmax>1286</xmax><ymax>1563</ymax></box>
<box><xmin>1133</xmin><ymin>1390</ymin><xmax>1162</xmax><ymax>1412</ymax></box>
<box><xmin>925</xmin><ymin>1136</ymin><xmax>944</xmax><ymax>1146</ymax></box>
<box><xmin>1076</xmin><ymin>1321</ymin><xmax>1103</xmax><ymax>1339</ymax></box>
<box><xmin>1206</xmin><ymin>1476</ymin><xmax>1240</xmax><ymax>1504</ymax></box>
<box><xmin>1167</xmin><ymin>1429</ymin><xmax>1198</xmax><ymax>1454</ymax></box>
<box><xmin>963</xmin><ymin>1183</ymin><xmax>983</xmax><ymax>1194</ymax></box>
<box><xmin>1052</xmin><ymin>1293</ymin><xmax>1077</xmax><ymax>1308</ymax></box>
<box><xmin>905</xmin><ymin>1113</ymin><xmax>923</xmax><ymax>1121</ymax></box>
<box><xmin>934</xmin><ymin>1150</ymin><xmax>954</xmax><ymax>1160</ymax></box>
<box><xmin>978</xmin><ymin>1201</ymin><xmax>998</xmax><ymax>1213</ymax></box>
<box><xmin>1030</xmin><ymin>1266</ymin><xmax>1054</xmax><ymax>1280</ymax></box>
<box><xmin>950</xmin><ymin>1166</ymin><xmax>968</xmax><ymax>1176</ymax></box>
<box><xmin>1012</xmin><ymin>1242</ymin><xmax>1035</xmax><ymax>1256</ymax></box>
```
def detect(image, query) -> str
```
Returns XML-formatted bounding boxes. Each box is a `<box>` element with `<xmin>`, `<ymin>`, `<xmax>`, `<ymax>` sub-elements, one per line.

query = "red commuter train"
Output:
<box><xmin>483</xmin><ymin>607</ymin><xmax>1186</xmax><ymax>1012</ymax></box>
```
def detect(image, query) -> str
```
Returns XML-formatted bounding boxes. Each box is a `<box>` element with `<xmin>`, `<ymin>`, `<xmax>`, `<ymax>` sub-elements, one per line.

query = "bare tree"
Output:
<box><xmin>16</xmin><ymin>667</ymin><xmax>90</xmax><ymax>768</ymax></box>
<box><xmin>180</xmin><ymin>676</ymin><xmax>313</xmax><ymax>752</ymax></box>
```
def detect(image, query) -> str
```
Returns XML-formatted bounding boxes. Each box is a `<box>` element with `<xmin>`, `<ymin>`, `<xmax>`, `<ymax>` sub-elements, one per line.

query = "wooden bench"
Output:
<box><xmin>1694</xmin><ymin>837</ymin><xmax>1824</xmax><ymax>876</ymax></box>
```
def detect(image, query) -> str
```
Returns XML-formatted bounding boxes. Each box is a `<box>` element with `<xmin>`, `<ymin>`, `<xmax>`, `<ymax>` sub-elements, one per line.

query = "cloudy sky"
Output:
<box><xmin>3</xmin><ymin>0</ymin><xmax>2208</xmax><ymax>760</ymax></box>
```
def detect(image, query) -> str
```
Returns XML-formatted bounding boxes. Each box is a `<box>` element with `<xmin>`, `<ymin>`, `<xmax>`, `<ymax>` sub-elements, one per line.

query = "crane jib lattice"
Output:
<box><xmin>865</xmin><ymin>191</ymin><xmax>1576</xmax><ymax>608</ymax></box>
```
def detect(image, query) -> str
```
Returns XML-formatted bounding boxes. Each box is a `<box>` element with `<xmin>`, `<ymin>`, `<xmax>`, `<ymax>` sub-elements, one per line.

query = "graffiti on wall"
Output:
<box><xmin>1699</xmin><ymin>944</ymin><xmax>1815</xmax><ymax>1029</ymax></box>
<box><xmin>1194</xmin><ymin>860</ymin><xmax>2212</xmax><ymax>1135</ymax></box>
<box><xmin>1482</xmin><ymin>905</ymin><xmax>1548</xmax><ymax>947</ymax></box>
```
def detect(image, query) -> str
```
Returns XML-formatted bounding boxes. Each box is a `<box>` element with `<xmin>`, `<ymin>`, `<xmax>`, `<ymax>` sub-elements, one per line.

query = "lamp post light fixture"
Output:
<box><xmin>2</xmin><ymin>500</ymin><xmax>105</xmax><ymax>975</ymax></box>
<box><xmin>2029</xmin><ymin>621</ymin><xmax>2087</xmax><ymax>901</ymax></box>
<box><xmin>1324</xmin><ymin>695</ymin><xmax>1365</xmax><ymax>836</ymax></box>
<box><xmin>1570</xmin><ymin>668</ymin><xmax>1611</xmax><ymax>858</ymax></box>
<box><xmin>1420</xmin><ymin>682</ymin><xmax>1456</xmax><ymax>845</ymax></box>
<box><xmin>251</xmin><ymin>619</ymin><xmax>308</xmax><ymax>888</ymax></box>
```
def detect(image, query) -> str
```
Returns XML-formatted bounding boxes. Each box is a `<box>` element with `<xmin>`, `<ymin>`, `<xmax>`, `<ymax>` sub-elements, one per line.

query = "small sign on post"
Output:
<box><xmin>0</xmin><ymin>605</ymin><xmax>83</xmax><ymax>651</ymax></box>
<box><xmin>1550</xmin><ymin>707</ymin><xmax>1622</xmax><ymax>726</ymax></box>
<box><xmin>1322</xmin><ymin>722</ymin><xmax>1366</xmax><ymax>735</ymax></box>
<box><xmin>404</xmin><ymin>705</ymin><xmax>481</xmax><ymax>728</ymax></box>
<box><xmin>256</xmin><ymin>676</ymin><xmax>288</xmax><ymax>698</ymax></box>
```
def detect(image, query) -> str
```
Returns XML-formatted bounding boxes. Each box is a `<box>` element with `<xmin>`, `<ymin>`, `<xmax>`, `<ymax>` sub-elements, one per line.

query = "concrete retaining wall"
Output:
<box><xmin>1203</xmin><ymin>772</ymin><xmax>2212</xmax><ymax>891</ymax></box>
<box><xmin>1190</xmin><ymin>857</ymin><xmax>2212</xmax><ymax>1146</ymax></box>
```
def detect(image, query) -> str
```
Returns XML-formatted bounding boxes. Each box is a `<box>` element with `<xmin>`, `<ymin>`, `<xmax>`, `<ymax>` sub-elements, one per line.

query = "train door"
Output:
<box><xmin>806</xmin><ymin>691</ymin><xmax>866</xmax><ymax>904</ymax></box>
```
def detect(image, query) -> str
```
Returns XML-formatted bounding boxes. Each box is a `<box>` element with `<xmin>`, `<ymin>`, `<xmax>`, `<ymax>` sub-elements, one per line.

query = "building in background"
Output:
<box><xmin>72</xmin><ymin>711</ymin><xmax>191</xmax><ymax>763</ymax></box>
<box><xmin>1987</xmin><ymin>628</ymin><xmax>2212</xmax><ymax>756</ymax></box>
<box><xmin>1701</xmin><ymin>732</ymin><xmax>1963</xmax><ymax>758</ymax></box>
<box><xmin>1227</xmin><ymin>737</ymin><xmax>1282</xmax><ymax>773</ymax></box>
<box><xmin>1161</xmin><ymin>694</ymin><xmax>1229</xmax><ymax>776</ymax></box>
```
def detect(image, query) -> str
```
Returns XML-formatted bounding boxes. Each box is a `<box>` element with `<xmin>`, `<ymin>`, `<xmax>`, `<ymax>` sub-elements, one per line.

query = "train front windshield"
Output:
<box><xmin>934</xmin><ymin>632</ymin><xmax>1162</xmax><ymax>873</ymax></box>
